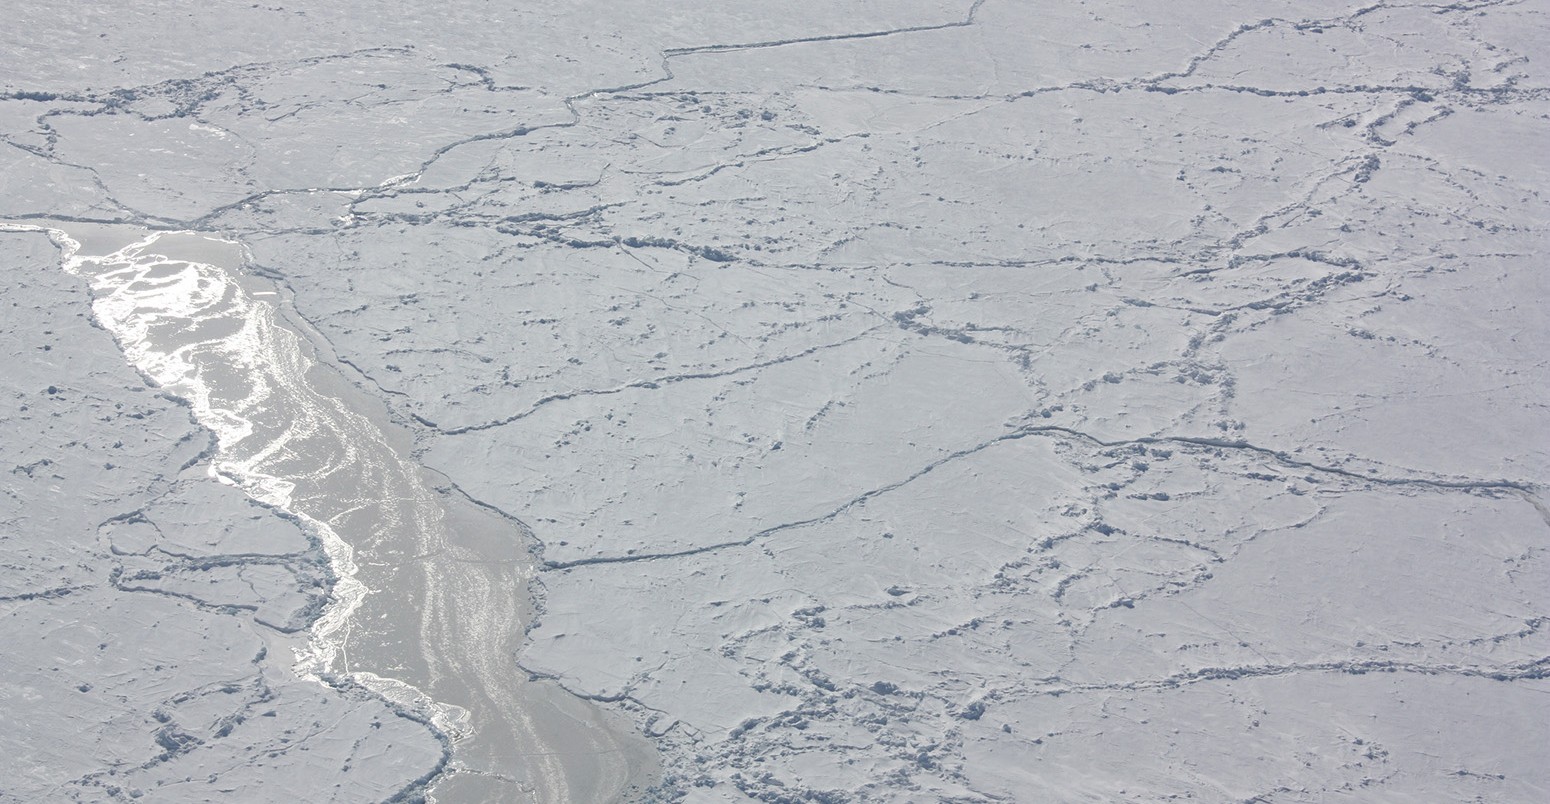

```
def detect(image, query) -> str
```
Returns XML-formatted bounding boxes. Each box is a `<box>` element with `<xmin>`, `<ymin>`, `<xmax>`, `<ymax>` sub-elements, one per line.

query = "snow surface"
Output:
<box><xmin>2</xmin><ymin>1</ymin><xmax>1548</xmax><ymax>802</ymax></box>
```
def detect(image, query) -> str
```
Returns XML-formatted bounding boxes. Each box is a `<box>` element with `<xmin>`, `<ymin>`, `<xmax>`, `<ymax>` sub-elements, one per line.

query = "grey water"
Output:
<box><xmin>3</xmin><ymin>220</ymin><xmax>655</xmax><ymax>803</ymax></box>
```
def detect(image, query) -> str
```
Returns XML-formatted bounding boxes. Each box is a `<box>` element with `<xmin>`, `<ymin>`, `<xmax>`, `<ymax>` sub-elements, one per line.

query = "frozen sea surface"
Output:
<box><xmin>2</xmin><ymin>1</ymin><xmax>1548</xmax><ymax>802</ymax></box>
